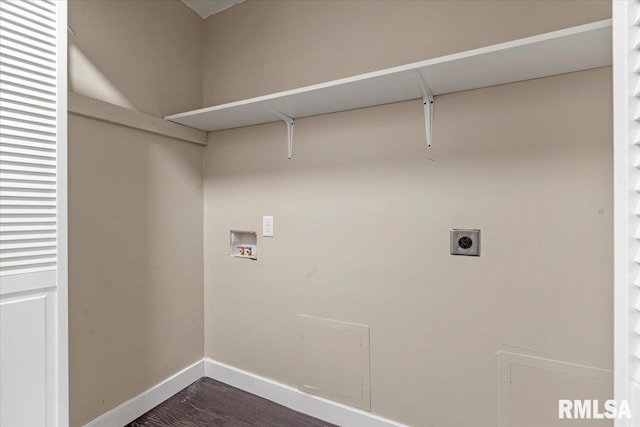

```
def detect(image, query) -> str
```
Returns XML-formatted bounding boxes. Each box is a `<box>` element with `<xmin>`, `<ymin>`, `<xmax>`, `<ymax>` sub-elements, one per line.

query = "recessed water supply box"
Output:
<box><xmin>230</xmin><ymin>230</ymin><xmax>257</xmax><ymax>260</ymax></box>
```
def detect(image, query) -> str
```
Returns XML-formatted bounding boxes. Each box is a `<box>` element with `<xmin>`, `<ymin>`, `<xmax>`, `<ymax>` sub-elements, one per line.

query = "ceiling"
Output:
<box><xmin>180</xmin><ymin>0</ymin><xmax>245</xmax><ymax>19</ymax></box>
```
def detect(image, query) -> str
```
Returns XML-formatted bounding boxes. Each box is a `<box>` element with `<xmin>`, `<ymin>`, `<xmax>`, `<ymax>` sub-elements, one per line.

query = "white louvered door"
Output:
<box><xmin>614</xmin><ymin>1</ymin><xmax>640</xmax><ymax>426</ymax></box>
<box><xmin>0</xmin><ymin>1</ymin><xmax>68</xmax><ymax>426</ymax></box>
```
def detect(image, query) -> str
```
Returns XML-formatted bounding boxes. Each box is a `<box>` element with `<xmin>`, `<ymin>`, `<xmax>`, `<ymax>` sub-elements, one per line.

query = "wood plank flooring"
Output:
<box><xmin>126</xmin><ymin>377</ymin><xmax>338</xmax><ymax>427</ymax></box>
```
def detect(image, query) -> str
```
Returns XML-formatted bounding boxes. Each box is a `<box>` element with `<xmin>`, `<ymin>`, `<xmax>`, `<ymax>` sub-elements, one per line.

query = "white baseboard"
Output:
<box><xmin>203</xmin><ymin>358</ymin><xmax>407</xmax><ymax>427</ymax></box>
<box><xmin>83</xmin><ymin>359</ymin><xmax>204</xmax><ymax>427</ymax></box>
<box><xmin>83</xmin><ymin>358</ymin><xmax>406</xmax><ymax>427</ymax></box>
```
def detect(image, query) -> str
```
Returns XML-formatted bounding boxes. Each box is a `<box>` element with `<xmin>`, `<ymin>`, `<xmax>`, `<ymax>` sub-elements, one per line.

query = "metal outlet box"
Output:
<box><xmin>450</xmin><ymin>229</ymin><xmax>480</xmax><ymax>256</ymax></box>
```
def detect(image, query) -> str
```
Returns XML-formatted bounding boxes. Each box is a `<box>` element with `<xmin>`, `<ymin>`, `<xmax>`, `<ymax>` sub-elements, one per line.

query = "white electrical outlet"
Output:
<box><xmin>450</xmin><ymin>229</ymin><xmax>480</xmax><ymax>256</ymax></box>
<box><xmin>263</xmin><ymin>216</ymin><xmax>274</xmax><ymax>237</ymax></box>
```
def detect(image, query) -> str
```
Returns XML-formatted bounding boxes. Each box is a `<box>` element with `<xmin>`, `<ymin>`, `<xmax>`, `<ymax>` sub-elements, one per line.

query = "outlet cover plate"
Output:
<box><xmin>451</xmin><ymin>229</ymin><xmax>480</xmax><ymax>256</ymax></box>
<box><xmin>262</xmin><ymin>215</ymin><xmax>274</xmax><ymax>237</ymax></box>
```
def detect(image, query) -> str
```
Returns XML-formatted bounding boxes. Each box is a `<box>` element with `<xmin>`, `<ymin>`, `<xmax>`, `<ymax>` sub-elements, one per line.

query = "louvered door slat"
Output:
<box><xmin>0</xmin><ymin>173</ymin><xmax>55</xmax><ymax>183</ymax></box>
<box><xmin>0</xmin><ymin>128</ymin><xmax>57</xmax><ymax>143</ymax></box>
<box><xmin>0</xmin><ymin>239</ymin><xmax>55</xmax><ymax>251</ymax></box>
<box><xmin>0</xmin><ymin>1</ymin><xmax>55</xmax><ymax>28</ymax></box>
<box><xmin>0</xmin><ymin>199</ymin><xmax>56</xmax><ymax>207</ymax></box>
<box><xmin>1</xmin><ymin>115</ymin><xmax>57</xmax><ymax>131</ymax></box>
<box><xmin>0</xmin><ymin>216</ymin><xmax>55</xmax><ymax>224</ymax></box>
<box><xmin>0</xmin><ymin>224</ymin><xmax>55</xmax><ymax>232</ymax></box>
<box><xmin>0</xmin><ymin>171</ymin><xmax>55</xmax><ymax>182</ymax></box>
<box><xmin>0</xmin><ymin>154</ymin><xmax>56</xmax><ymax>167</ymax></box>
<box><xmin>0</xmin><ymin>75</ymin><xmax>56</xmax><ymax>98</ymax></box>
<box><xmin>0</xmin><ymin>98</ymin><xmax>57</xmax><ymax>118</ymax></box>
<box><xmin>0</xmin><ymin>110</ymin><xmax>56</xmax><ymax>127</ymax></box>
<box><xmin>3</xmin><ymin>1</ymin><xmax>54</xmax><ymax>24</ymax></box>
<box><xmin>0</xmin><ymin>48</ymin><xmax>56</xmax><ymax>74</ymax></box>
<box><xmin>0</xmin><ymin>37</ymin><xmax>55</xmax><ymax>66</ymax></box>
<box><xmin>1</xmin><ymin>177</ymin><xmax>55</xmax><ymax>186</ymax></box>
<box><xmin>0</xmin><ymin>81</ymin><xmax>56</xmax><ymax>101</ymax></box>
<box><xmin>1</xmin><ymin>144</ymin><xmax>56</xmax><ymax>158</ymax></box>
<box><xmin>5</xmin><ymin>0</ymin><xmax>55</xmax><ymax>17</ymax></box>
<box><xmin>0</xmin><ymin>38</ymin><xmax>56</xmax><ymax>64</ymax></box>
<box><xmin>0</xmin><ymin>0</ymin><xmax>58</xmax><ymax>283</ymax></box>
<box><xmin>0</xmin><ymin>62</ymin><xmax>57</xmax><ymax>87</ymax></box>
<box><xmin>23</xmin><ymin>0</ymin><xmax>56</xmax><ymax>14</ymax></box>
<box><xmin>1</xmin><ymin>136</ymin><xmax>57</xmax><ymax>150</ymax></box>
<box><xmin>0</xmin><ymin>211</ymin><xmax>55</xmax><ymax>219</ymax></box>
<box><xmin>0</xmin><ymin>90</ymin><xmax>56</xmax><ymax>110</ymax></box>
<box><xmin>0</xmin><ymin>1</ymin><xmax>55</xmax><ymax>26</ymax></box>
<box><xmin>0</xmin><ymin>10</ymin><xmax>55</xmax><ymax>44</ymax></box>
<box><xmin>0</xmin><ymin>60</ymin><xmax>55</xmax><ymax>89</ymax></box>
<box><xmin>1</xmin><ymin>231</ymin><xmax>57</xmax><ymax>241</ymax></box>
<box><xmin>0</xmin><ymin>248</ymin><xmax>56</xmax><ymax>259</ymax></box>
<box><xmin>0</xmin><ymin>189</ymin><xmax>56</xmax><ymax>198</ymax></box>
<box><xmin>0</xmin><ymin>29</ymin><xmax>54</xmax><ymax>58</ymax></box>
<box><xmin>0</xmin><ymin>161</ymin><xmax>56</xmax><ymax>173</ymax></box>
<box><xmin>1</xmin><ymin>123</ymin><xmax>57</xmax><ymax>138</ymax></box>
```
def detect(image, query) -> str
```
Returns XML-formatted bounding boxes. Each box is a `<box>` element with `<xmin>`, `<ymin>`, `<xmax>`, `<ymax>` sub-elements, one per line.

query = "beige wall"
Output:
<box><xmin>65</xmin><ymin>1</ymin><xmax>614</xmax><ymax>425</ymax></box>
<box><xmin>69</xmin><ymin>117</ymin><xmax>204</xmax><ymax>426</ymax></box>
<box><xmin>203</xmin><ymin>67</ymin><xmax>613</xmax><ymax>427</ymax></box>
<box><xmin>69</xmin><ymin>0</ymin><xmax>202</xmax><ymax>117</ymax></box>
<box><xmin>68</xmin><ymin>1</ymin><xmax>204</xmax><ymax>426</ymax></box>
<box><xmin>202</xmin><ymin>0</ymin><xmax>610</xmax><ymax>105</ymax></box>
<box><xmin>202</xmin><ymin>2</ymin><xmax>613</xmax><ymax>425</ymax></box>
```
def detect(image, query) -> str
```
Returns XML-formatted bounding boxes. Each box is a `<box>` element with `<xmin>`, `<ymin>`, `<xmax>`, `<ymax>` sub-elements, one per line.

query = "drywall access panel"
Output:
<box><xmin>165</xmin><ymin>20</ymin><xmax>612</xmax><ymax>158</ymax></box>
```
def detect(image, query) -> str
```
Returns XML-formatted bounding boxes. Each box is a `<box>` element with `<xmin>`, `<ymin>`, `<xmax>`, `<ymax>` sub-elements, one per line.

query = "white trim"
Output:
<box><xmin>81</xmin><ymin>358</ymin><xmax>407</xmax><ymax>427</ymax></box>
<box><xmin>83</xmin><ymin>360</ymin><xmax>204</xmax><ymax>427</ymax></box>
<box><xmin>613</xmin><ymin>1</ymin><xmax>638</xmax><ymax>427</ymax></box>
<box><xmin>68</xmin><ymin>92</ymin><xmax>208</xmax><ymax>146</ymax></box>
<box><xmin>633</xmin><ymin>382</ymin><xmax>640</xmax><ymax>422</ymax></box>
<box><xmin>55</xmin><ymin>2</ymin><xmax>69</xmax><ymax>426</ymax></box>
<box><xmin>203</xmin><ymin>358</ymin><xmax>407</xmax><ymax>427</ymax></box>
<box><xmin>612</xmin><ymin>0</ymin><xmax>630</xmax><ymax>420</ymax></box>
<box><xmin>0</xmin><ymin>270</ymin><xmax>57</xmax><ymax>297</ymax></box>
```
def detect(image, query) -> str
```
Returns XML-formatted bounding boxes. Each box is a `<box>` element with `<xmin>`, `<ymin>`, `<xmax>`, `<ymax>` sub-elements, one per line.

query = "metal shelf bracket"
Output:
<box><xmin>415</xmin><ymin>71</ymin><xmax>434</xmax><ymax>148</ymax></box>
<box><xmin>269</xmin><ymin>109</ymin><xmax>295</xmax><ymax>159</ymax></box>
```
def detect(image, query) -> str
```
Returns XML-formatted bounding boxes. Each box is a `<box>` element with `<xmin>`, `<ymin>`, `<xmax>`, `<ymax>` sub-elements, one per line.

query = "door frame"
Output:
<box><xmin>55</xmin><ymin>1</ymin><xmax>69</xmax><ymax>425</ymax></box>
<box><xmin>613</xmin><ymin>1</ymin><xmax>638</xmax><ymax>426</ymax></box>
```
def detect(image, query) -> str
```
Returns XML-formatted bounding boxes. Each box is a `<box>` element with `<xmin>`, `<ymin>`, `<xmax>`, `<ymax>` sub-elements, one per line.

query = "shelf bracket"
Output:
<box><xmin>269</xmin><ymin>109</ymin><xmax>295</xmax><ymax>159</ymax></box>
<box><xmin>415</xmin><ymin>71</ymin><xmax>434</xmax><ymax>148</ymax></box>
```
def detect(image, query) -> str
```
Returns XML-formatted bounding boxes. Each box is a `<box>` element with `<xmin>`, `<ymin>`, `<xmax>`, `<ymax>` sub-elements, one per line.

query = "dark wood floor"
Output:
<box><xmin>126</xmin><ymin>377</ymin><xmax>337</xmax><ymax>427</ymax></box>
